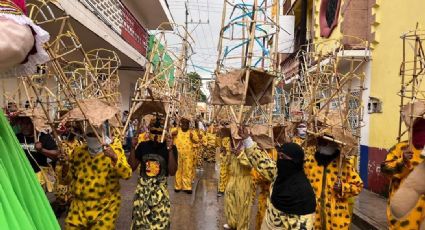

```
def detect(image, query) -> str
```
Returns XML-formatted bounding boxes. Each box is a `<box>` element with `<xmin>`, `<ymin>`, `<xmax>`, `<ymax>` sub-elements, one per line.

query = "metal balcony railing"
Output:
<box><xmin>79</xmin><ymin>0</ymin><xmax>149</xmax><ymax>56</ymax></box>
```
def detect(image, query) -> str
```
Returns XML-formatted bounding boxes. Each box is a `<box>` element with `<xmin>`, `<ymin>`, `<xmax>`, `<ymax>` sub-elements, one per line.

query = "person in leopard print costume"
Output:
<box><xmin>129</xmin><ymin>118</ymin><xmax>178</xmax><ymax>229</ymax></box>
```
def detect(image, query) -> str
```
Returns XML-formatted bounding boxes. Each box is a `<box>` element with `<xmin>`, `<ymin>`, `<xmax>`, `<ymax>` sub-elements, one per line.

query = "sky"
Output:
<box><xmin>165</xmin><ymin>0</ymin><xmax>288</xmax><ymax>97</ymax></box>
<box><xmin>166</xmin><ymin>0</ymin><xmax>224</xmax><ymax>95</ymax></box>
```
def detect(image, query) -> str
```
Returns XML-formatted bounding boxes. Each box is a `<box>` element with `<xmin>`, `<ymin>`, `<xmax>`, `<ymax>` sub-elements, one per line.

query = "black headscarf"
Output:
<box><xmin>271</xmin><ymin>143</ymin><xmax>316</xmax><ymax>215</ymax></box>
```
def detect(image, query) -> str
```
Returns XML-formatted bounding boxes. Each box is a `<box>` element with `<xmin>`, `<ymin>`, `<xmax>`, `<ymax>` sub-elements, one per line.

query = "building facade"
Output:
<box><xmin>280</xmin><ymin>0</ymin><xmax>425</xmax><ymax>195</ymax></box>
<box><xmin>1</xmin><ymin>0</ymin><xmax>173</xmax><ymax>112</ymax></box>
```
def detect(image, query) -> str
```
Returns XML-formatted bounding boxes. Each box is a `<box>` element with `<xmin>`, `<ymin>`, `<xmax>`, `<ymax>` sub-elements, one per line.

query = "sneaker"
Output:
<box><xmin>217</xmin><ymin>192</ymin><xmax>224</xmax><ymax>197</ymax></box>
<box><xmin>223</xmin><ymin>224</ymin><xmax>231</xmax><ymax>229</ymax></box>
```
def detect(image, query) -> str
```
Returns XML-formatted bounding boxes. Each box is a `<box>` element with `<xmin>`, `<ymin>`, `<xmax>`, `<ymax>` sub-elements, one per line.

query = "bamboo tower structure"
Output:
<box><xmin>3</xmin><ymin>0</ymin><xmax>123</xmax><ymax>143</ymax></box>
<box><xmin>288</xmin><ymin>37</ymin><xmax>369</xmax><ymax>156</ymax></box>
<box><xmin>212</xmin><ymin>0</ymin><xmax>282</xmax><ymax>141</ymax></box>
<box><xmin>124</xmin><ymin>23</ymin><xmax>195</xmax><ymax>142</ymax></box>
<box><xmin>398</xmin><ymin>26</ymin><xmax>425</xmax><ymax>147</ymax></box>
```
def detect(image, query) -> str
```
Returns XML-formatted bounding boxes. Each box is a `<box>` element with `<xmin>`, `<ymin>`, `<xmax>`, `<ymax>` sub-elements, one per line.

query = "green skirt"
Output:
<box><xmin>0</xmin><ymin>111</ymin><xmax>59</xmax><ymax>229</ymax></box>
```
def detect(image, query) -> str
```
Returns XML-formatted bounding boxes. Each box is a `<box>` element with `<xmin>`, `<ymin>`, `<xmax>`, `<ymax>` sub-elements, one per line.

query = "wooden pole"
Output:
<box><xmin>25</xmin><ymin>78</ymin><xmax>63</xmax><ymax>151</ymax></box>
<box><xmin>238</xmin><ymin>0</ymin><xmax>258</xmax><ymax>123</ymax></box>
<box><xmin>398</xmin><ymin>35</ymin><xmax>407</xmax><ymax>142</ymax></box>
<box><xmin>215</xmin><ymin>0</ymin><xmax>228</xmax><ymax>75</ymax></box>
<box><xmin>408</xmin><ymin>34</ymin><xmax>419</xmax><ymax>151</ymax></box>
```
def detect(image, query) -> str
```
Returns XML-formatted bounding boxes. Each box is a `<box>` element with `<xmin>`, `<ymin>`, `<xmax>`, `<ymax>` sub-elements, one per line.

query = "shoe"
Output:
<box><xmin>174</xmin><ymin>189</ymin><xmax>181</xmax><ymax>193</ymax></box>
<box><xmin>217</xmin><ymin>192</ymin><xmax>224</xmax><ymax>197</ymax></box>
<box><xmin>223</xmin><ymin>224</ymin><xmax>231</xmax><ymax>229</ymax></box>
<box><xmin>184</xmin><ymin>190</ymin><xmax>193</xmax><ymax>194</ymax></box>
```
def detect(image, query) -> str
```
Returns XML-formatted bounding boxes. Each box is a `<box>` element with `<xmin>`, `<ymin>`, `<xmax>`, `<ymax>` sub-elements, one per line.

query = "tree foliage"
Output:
<box><xmin>187</xmin><ymin>72</ymin><xmax>207</xmax><ymax>102</ymax></box>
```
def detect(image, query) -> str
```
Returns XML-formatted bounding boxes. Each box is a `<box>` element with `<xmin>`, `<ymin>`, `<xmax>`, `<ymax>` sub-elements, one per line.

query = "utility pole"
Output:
<box><xmin>182</xmin><ymin>1</ymin><xmax>189</xmax><ymax>97</ymax></box>
<box><xmin>184</xmin><ymin>1</ymin><xmax>209</xmax><ymax>101</ymax></box>
<box><xmin>185</xmin><ymin>1</ymin><xmax>189</xmax><ymax>69</ymax></box>
<box><xmin>185</xmin><ymin>0</ymin><xmax>210</xmax><ymax>73</ymax></box>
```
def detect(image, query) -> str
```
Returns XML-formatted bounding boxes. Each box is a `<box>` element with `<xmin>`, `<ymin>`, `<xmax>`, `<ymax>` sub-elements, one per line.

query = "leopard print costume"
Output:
<box><xmin>381</xmin><ymin>141</ymin><xmax>425</xmax><ymax>229</ymax></box>
<box><xmin>64</xmin><ymin>143</ymin><xmax>132</xmax><ymax>229</ymax></box>
<box><xmin>224</xmin><ymin>151</ymin><xmax>253</xmax><ymax>230</ymax></box>
<box><xmin>218</xmin><ymin>137</ymin><xmax>230</xmax><ymax>193</ymax></box>
<box><xmin>132</xmin><ymin>177</ymin><xmax>170</xmax><ymax>230</ymax></box>
<box><xmin>245</xmin><ymin>143</ymin><xmax>315</xmax><ymax>230</ymax></box>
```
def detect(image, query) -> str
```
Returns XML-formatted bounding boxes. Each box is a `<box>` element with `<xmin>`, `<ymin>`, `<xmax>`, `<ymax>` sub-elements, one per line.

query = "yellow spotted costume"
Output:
<box><xmin>55</xmin><ymin>139</ymin><xmax>81</xmax><ymax>204</ymax></box>
<box><xmin>245</xmin><ymin>144</ymin><xmax>315</xmax><ymax>229</ymax></box>
<box><xmin>293</xmin><ymin>136</ymin><xmax>317</xmax><ymax>158</ymax></box>
<box><xmin>293</xmin><ymin>136</ymin><xmax>304</xmax><ymax>146</ymax></box>
<box><xmin>64</xmin><ymin>142</ymin><xmax>132</xmax><ymax>230</ymax></box>
<box><xmin>138</xmin><ymin>132</ymin><xmax>150</xmax><ymax>144</ymax></box>
<box><xmin>204</xmin><ymin>130</ymin><xmax>217</xmax><ymax>162</ymax></box>
<box><xmin>173</xmin><ymin>128</ymin><xmax>199</xmax><ymax>191</ymax></box>
<box><xmin>218</xmin><ymin>136</ymin><xmax>231</xmax><ymax>193</ymax></box>
<box><xmin>132</xmin><ymin>139</ymin><xmax>173</xmax><ymax>230</ymax></box>
<box><xmin>224</xmin><ymin>151</ymin><xmax>253</xmax><ymax>230</ymax></box>
<box><xmin>381</xmin><ymin>141</ymin><xmax>425</xmax><ymax>229</ymax></box>
<box><xmin>304</xmin><ymin>154</ymin><xmax>363</xmax><ymax>230</ymax></box>
<box><xmin>193</xmin><ymin>129</ymin><xmax>205</xmax><ymax>172</ymax></box>
<box><xmin>252</xmin><ymin>148</ymin><xmax>277</xmax><ymax>230</ymax></box>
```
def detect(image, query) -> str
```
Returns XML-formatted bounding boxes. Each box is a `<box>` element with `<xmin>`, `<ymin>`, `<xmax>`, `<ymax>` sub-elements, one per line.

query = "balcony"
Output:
<box><xmin>79</xmin><ymin>0</ymin><xmax>149</xmax><ymax>56</ymax></box>
<box><xmin>121</xmin><ymin>0</ymin><xmax>173</xmax><ymax>30</ymax></box>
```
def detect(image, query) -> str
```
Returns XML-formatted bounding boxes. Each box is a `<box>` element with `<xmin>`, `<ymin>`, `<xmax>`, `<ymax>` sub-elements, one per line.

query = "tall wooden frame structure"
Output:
<box><xmin>398</xmin><ymin>28</ymin><xmax>425</xmax><ymax>146</ymax></box>
<box><xmin>124</xmin><ymin>23</ymin><xmax>195</xmax><ymax>142</ymax></box>
<box><xmin>3</xmin><ymin>0</ymin><xmax>124</xmax><ymax>143</ymax></box>
<box><xmin>212</xmin><ymin>0</ymin><xmax>282</xmax><ymax>138</ymax></box>
<box><xmin>288</xmin><ymin>37</ymin><xmax>369</xmax><ymax>156</ymax></box>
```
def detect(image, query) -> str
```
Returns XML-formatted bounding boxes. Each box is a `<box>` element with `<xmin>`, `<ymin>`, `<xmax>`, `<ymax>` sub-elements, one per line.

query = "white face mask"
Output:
<box><xmin>318</xmin><ymin>145</ymin><xmax>337</xmax><ymax>156</ymax></box>
<box><xmin>86</xmin><ymin>136</ymin><xmax>103</xmax><ymax>155</ymax></box>
<box><xmin>103</xmin><ymin>136</ymin><xmax>112</xmax><ymax>145</ymax></box>
<box><xmin>297</xmin><ymin>127</ymin><xmax>307</xmax><ymax>138</ymax></box>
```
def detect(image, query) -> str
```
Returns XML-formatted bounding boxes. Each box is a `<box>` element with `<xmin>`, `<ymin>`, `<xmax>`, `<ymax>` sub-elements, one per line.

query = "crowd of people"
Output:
<box><xmin>3</xmin><ymin>101</ymin><xmax>425</xmax><ymax>230</ymax></box>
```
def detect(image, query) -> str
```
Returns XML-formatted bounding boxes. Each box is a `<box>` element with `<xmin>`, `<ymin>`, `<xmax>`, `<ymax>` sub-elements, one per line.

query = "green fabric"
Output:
<box><xmin>148</xmin><ymin>35</ymin><xmax>175</xmax><ymax>86</ymax></box>
<box><xmin>0</xmin><ymin>111</ymin><xmax>59</xmax><ymax>230</ymax></box>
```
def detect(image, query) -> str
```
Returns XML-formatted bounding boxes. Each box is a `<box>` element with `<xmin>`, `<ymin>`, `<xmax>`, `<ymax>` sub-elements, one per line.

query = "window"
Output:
<box><xmin>325</xmin><ymin>0</ymin><xmax>339</xmax><ymax>28</ymax></box>
<box><xmin>319</xmin><ymin>0</ymin><xmax>342</xmax><ymax>38</ymax></box>
<box><xmin>368</xmin><ymin>97</ymin><xmax>382</xmax><ymax>114</ymax></box>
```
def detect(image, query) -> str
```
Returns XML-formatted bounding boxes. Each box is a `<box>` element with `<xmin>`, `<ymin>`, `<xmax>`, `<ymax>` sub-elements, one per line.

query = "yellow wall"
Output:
<box><xmin>309</xmin><ymin>0</ymin><xmax>425</xmax><ymax>148</ymax></box>
<box><xmin>368</xmin><ymin>0</ymin><xmax>425</xmax><ymax>148</ymax></box>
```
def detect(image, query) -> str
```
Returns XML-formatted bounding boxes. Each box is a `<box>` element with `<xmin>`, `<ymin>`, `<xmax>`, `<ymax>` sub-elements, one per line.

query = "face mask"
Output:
<box><xmin>103</xmin><ymin>136</ymin><xmax>112</xmax><ymax>145</ymax></box>
<box><xmin>297</xmin><ymin>127</ymin><xmax>307</xmax><ymax>138</ymax></box>
<box><xmin>318</xmin><ymin>145</ymin><xmax>337</xmax><ymax>156</ymax></box>
<box><xmin>86</xmin><ymin>136</ymin><xmax>103</xmax><ymax>155</ymax></box>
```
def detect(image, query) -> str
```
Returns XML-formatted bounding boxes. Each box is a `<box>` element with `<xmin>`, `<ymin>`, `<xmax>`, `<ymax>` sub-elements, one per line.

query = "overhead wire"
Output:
<box><xmin>168</xmin><ymin>0</ymin><xmax>228</xmax><ymax>77</ymax></box>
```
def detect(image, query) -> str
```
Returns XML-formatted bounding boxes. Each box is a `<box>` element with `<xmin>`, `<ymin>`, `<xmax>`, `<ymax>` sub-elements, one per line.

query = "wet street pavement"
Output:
<box><xmin>115</xmin><ymin>162</ymin><xmax>361</xmax><ymax>230</ymax></box>
<box><xmin>56</xmin><ymin>161</ymin><xmax>361</xmax><ymax>229</ymax></box>
<box><xmin>116</xmin><ymin>163</ymin><xmax>235</xmax><ymax>230</ymax></box>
